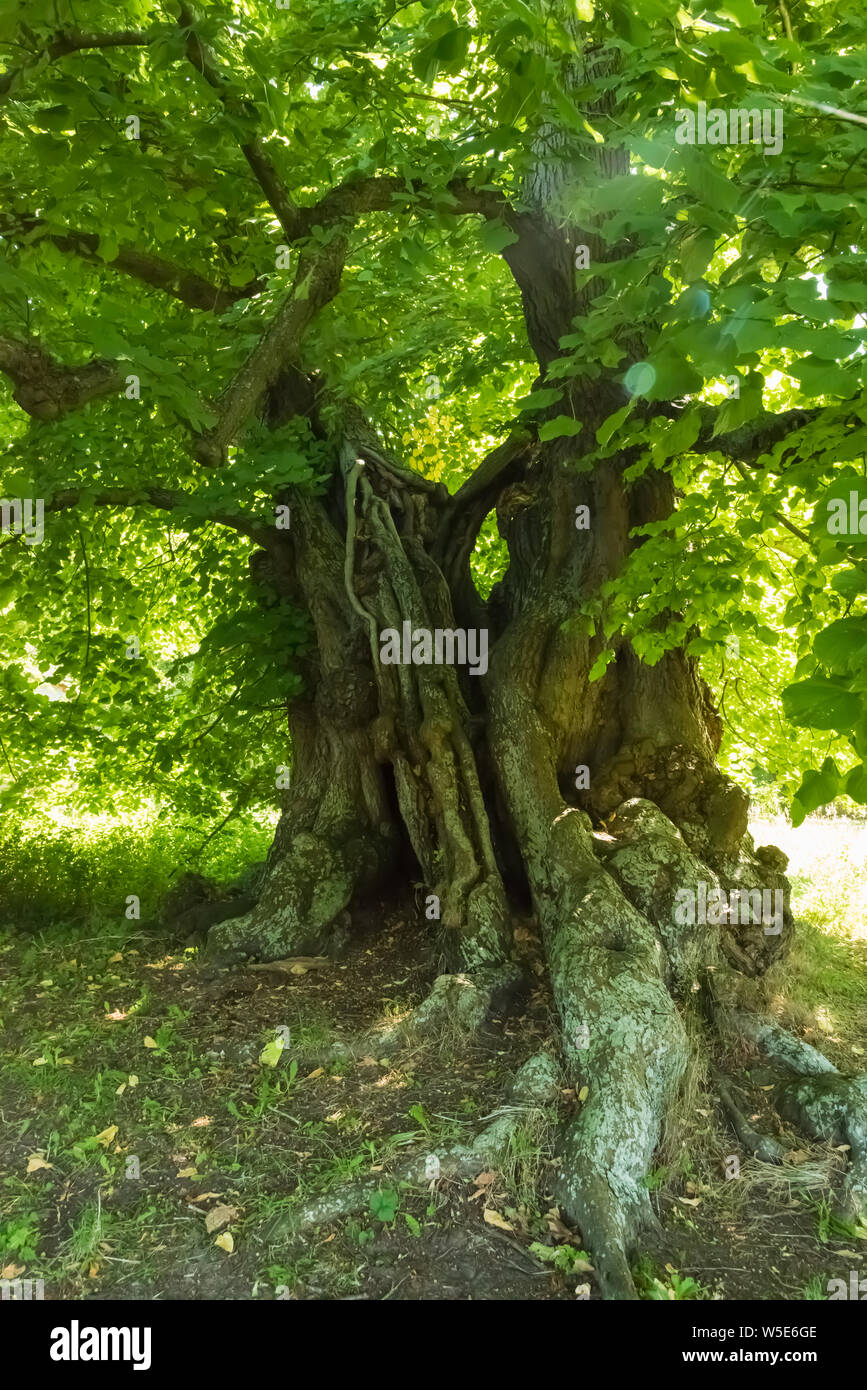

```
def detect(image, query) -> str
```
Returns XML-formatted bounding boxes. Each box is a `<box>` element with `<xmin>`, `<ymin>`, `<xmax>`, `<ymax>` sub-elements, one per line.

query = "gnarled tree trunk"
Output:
<box><xmin>202</xmin><ymin>346</ymin><xmax>822</xmax><ymax>1298</ymax></box>
<box><xmin>198</xmin><ymin>29</ymin><xmax>867</xmax><ymax>1300</ymax></box>
<box><xmin>3</xmin><ymin>1</ymin><xmax>855</xmax><ymax>1306</ymax></box>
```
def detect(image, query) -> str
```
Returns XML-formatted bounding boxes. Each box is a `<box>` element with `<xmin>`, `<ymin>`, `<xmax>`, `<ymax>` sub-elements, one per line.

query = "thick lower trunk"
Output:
<box><xmin>200</xmin><ymin>420</ymin><xmax>846</xmax><ymax>1301</ymax></box>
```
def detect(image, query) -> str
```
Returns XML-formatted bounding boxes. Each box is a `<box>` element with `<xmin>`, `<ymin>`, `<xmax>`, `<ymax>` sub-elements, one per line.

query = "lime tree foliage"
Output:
<box><xmin>2</xmin><ymin>0</ymin><xmax>867</xmax><ymax>1299</ymax></box>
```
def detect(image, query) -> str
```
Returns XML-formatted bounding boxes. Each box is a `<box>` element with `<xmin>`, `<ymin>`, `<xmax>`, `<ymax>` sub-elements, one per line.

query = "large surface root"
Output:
<box><xmin>282</xmin><ymin>964</ymin><xmax>527</xmax><ymax>1070</ymax></box>
<box><xmin>546</xmin><ymin>860</ymin><xmax>689</xmax><ymax>1300</ymax></box>
<box><xmin>727</xmin><ymin>1008</ymin><xmax>867</xmax><ymax>1221</ymax></box>
<box><xmin>206</xmin><ymin>824</ymin><xmax>396</xmax><ymax>963</ymax></box>
<box><xmin>489</xmin><ymin>684</ymin><xmax>696</xmax><ymax>1298</ymax></box>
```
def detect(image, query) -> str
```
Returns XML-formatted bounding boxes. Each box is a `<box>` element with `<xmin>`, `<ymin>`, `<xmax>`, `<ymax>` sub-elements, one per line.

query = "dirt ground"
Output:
<box><xmin>1</xmin><ymin>894</ymin><xmax>864</xmax><ymax>1301</ymax></box>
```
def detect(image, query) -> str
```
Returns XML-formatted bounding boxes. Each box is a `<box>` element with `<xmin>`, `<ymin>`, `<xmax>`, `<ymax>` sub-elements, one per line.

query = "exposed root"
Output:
<box><xmin>725</xmin><ymin>1008</ymin><xmax>867</xmax><ymax>1222</ymax></box>
<box><xmin>596</xmin><ymin>798</ymin><xmax>719</xmax><ymax>993</ymax></box>
<box><xmin>548</xmin><ymin>872</ymin><xmax>688</xmax><ymax>1302</ymax></box>
<box><xmin>285</xmin><ymin>965</ymin><xmax>527</xmax><ymax>1070</ymax></box>
<box><xmin>777</xmin><ymin>1075</ymin><xmax>867</xmax><ymax>1223</ymax></box>
<box><xmin>715</xmin><ymin>1072</ymin><xmax>787</xmax><ymax>1164</ymax></box>
<box><xmin>727</xmin><ymin>1010</ymin><xmax>837</xmax><ymax>1077</ymax></box>
<box><xmin>281</xmin><ymin>1052</ymin><xmax>560</xmax><ymax>1234</ymax></box>
<box><xmin>206</xmin><ymin>825</ymin><xmax>396</xmax><ymax>964</ymax></box>
<box><xmin>488</xmin><ymin>685</ymin><xmax>694</xmax><ymax>1299</ymax></box>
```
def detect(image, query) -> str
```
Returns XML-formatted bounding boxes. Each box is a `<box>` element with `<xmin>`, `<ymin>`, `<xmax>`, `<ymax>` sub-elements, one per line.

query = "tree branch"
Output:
<box><xmin>286</xmin><ymin>172</ymin><xmax>515</xmax><ymax>241</ymax></box>
<box><xmin>0</xmin><ymin>29</ymin><xmax>151</xmax><ymax>100</ymax></box>
<box><xmin>0</xmin><ymin>484</ymin><xmax>272</xmax><ymax>552</ymax></box>
<box><xmin>193</xmin><ymin>240</ymin><xmax>349</xmax><ymax>466</ymax></box>
<box><xmin>694</xmin><ymin>403</ymin><xmax>830</xmax><ymax>464</ymax></box>
<box><xmin>176</xmin><ymin>3</ymin><xmax>300</xmax><ymax>241</ymax></box>
<box><xmin>729</xmin><ymin>460</ymin><xmax>811</xmax><ymax>544</ymax></box>
<box><xmin>0</xmin><ymin>335</ymin><xmax>122</xmax><ymax>419</ymax></box>
<box><xmin>0</xmin><ymin>213</ymin><xmax>263</xmax><ymax>311</ymax></box>
<box><xmin>172</xmin><ymin>20</ymin><xmax>516</xmax><ymax>249</ymax></box>
<box><xmin>45</xmin><ymin>487</ymin><xmax>267</xmax><ymax>541</ymax></box>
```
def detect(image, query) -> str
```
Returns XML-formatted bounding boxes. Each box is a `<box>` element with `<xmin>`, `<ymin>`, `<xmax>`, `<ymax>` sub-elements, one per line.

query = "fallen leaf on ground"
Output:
<box><xmin>1</xmin><ymin>1264</ymin><xmax>24</xmax><ymax>1279</ymax></box>
<box><xmin>473</xmin><ymin>1170</ymin><xmax>496</xmax><ymax>1188</ymax></box>
<box><xmin>258</xmin><ymin>1036</ymin><xmax>286</xmax><ymax>1067</ymax></box>
<box><xmin>545</xmin><ymin>1210</ymin><xmax>573</xmax><ymax>1242</ymax></box>
<box><xmin>214</xmin><ymin>1232</ymin><xmax>234</xmax><ymax>1253</ymax></box>
<box><xmin>95</xmin><ymin>1126</ymin><xmax>118</xmax><ymax>1148</ymax></box>
<box><xmin>578</xmin><ymin>1085</ymin><xmax>589</xmax><ymax>1102</ymax></box>
<box><xmin>205</xmin><ymin>1204</ymin><xmax>238</xmax><ymax>1233</ymax></box>
<box><xmin>128</xmin><ymin>1074</ymin><xmax>139</xmax><ymax>1087</ymax></box>
<box><xmin>176</xmin><ymin>1167</ymin><xmax>199</xmax><ymax>1179</ymax></box>
<box><xmin>26</xmin><ymin>1155</ymin><xmax>53</xmax><ymax>1173</ymax></box>
<box><xmin>143</xmin><ymin>1036</ymin><xmax>158</xmax><ymax>1049</ymax></box>
<box><xmin>306</xmin><ymin>1067</ymin><xmax>324</xmax><ymax>1079</ymax></box>
<box><xmin>190</xmin><ymin>1193</ymin><xmax>222</xmax><ymax>1202</ymax></box>
<box><xmin>249</xmin><ymin>956</ymin><xmax>329</xmax><ymax>974</ymax></box>
<box><xmin>483</xmin><ymin>1208</ymin><xmax>515</xmax><ymax>1232</ymax></box>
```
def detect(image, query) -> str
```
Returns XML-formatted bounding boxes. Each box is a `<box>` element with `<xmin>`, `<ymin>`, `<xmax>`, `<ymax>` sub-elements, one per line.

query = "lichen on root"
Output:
<box><xmin>726</xmin><ymin>1009</ymin><xmax>867</xmax><ymax>1223</ymax></box>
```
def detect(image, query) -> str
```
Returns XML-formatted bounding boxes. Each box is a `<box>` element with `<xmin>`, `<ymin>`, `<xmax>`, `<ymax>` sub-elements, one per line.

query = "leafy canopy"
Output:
<box><xmin>1</xmin><ymin>0</ymin><xmax>866</xmax><ymax>823</ymax></box>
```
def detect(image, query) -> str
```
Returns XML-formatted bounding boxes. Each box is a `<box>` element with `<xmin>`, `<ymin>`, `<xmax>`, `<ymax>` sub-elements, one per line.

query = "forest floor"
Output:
<box><xmin>1</xmin><ymin>816</ymin><xmax>867</xmax><ymax>1302</ymax></box>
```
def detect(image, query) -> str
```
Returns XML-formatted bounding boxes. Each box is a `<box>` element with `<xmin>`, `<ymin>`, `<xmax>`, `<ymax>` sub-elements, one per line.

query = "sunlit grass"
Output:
<box><xmin>752</xmin><ymin>814</ymin><xmax>867</xmax><ymax>1059</ymax></box>
<box><xmin>0</xmin><ymin>803</ymin><xmax>276</xmax><ymax>928</ymax></box>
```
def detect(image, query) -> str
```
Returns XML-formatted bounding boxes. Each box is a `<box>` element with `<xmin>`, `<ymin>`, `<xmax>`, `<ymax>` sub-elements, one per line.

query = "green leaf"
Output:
<box><xmin>717</xmin><ymin>0</ymin><xmax>762</xmax><ymax>25</ymax></box>
<box><xmin>792</xmin><ymin>758</ymin><xmax>842</xmax><ymax>820</ymax></box>
<box><xmin>813</xmin><ymin>618</ymin><xmax>867</xmax><ymax>673</ymax></box>
<box><xmin>480</xmin><ymin>219</ymin><xmax>520</xmax><ymax>255</ymax></box>
<box><xmin>258</xmin><ymin>1035</ymin><xmax>286</xmax><ymax>1068</ymax></box>
<box><xmin>831</xmin><ymin>568</ymin><xmax>867</xmax><ymax>600</ymax></box>
<box><xmin>792</xmin><ymin>357</ymin><xmax>856</xmax><ymax>399</ymax></box>
<box><xmin>540</xmin><ymin>415</ymin><xmax>582</xmax><ymax>441</ymax></box>
<box><xmin>596</xmin><ymin>403</ymin><xmax>633</xmax><ymax>446</ymax></box>
<box><xmin>369</xmin><ymin>1188</ymin><xmax>399</xmax><ymax>1223</ymax></box>
<box><xmin>515</xmin><ymin>388</ymin><xmax>563</xmax><ymax>412</ymax></box>
<box><xmin>781</xmin><ymin>679</ymin><xmax>861</xmax><ymax>733</ymax></box>
<box><xmin>845</xmin><ymin>764</ymin><xmax>867</xmax><ymax>804</ymax></box>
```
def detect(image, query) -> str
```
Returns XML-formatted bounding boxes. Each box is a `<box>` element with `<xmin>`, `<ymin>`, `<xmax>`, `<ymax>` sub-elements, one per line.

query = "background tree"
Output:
<box><xmin>2</xmin><ymin>0</ymin><xmax>867</xmax><ymax>1297</ymax></box>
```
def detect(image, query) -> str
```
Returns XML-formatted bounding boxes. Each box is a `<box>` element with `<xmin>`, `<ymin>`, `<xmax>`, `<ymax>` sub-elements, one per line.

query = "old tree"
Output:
<box><xmin>3</xmin><ymin>0</ymin><xmax>867</xmax><ymax>1296</ymax></box>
